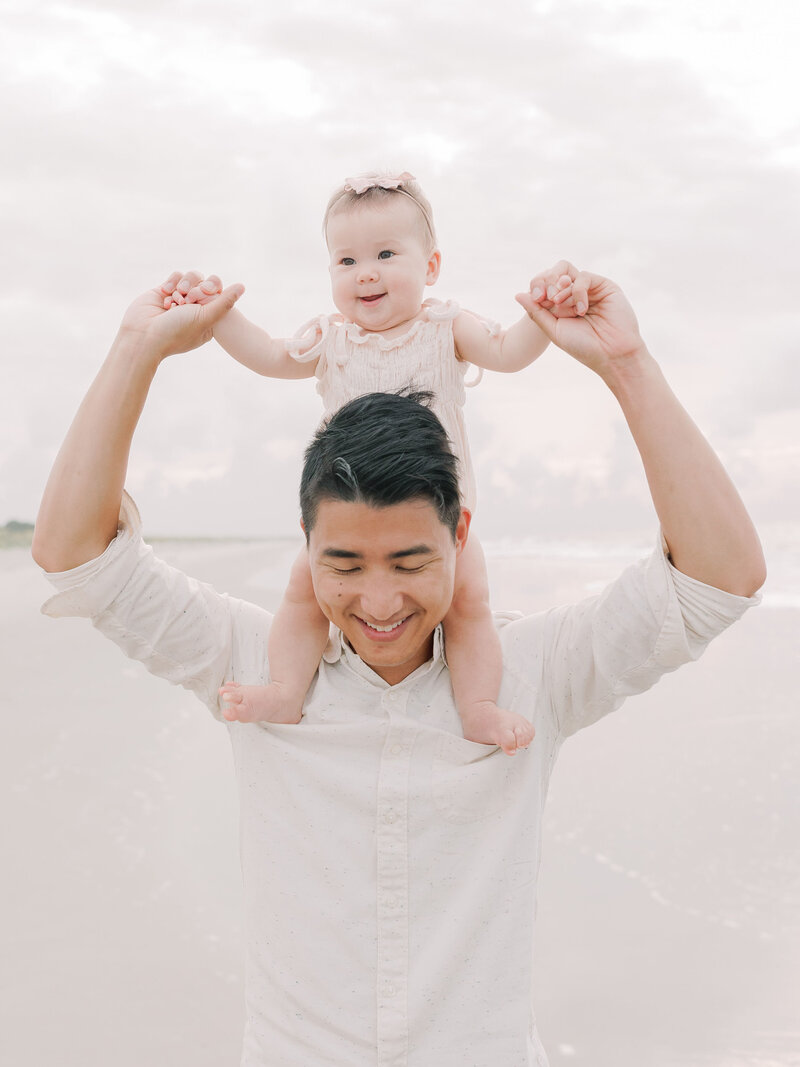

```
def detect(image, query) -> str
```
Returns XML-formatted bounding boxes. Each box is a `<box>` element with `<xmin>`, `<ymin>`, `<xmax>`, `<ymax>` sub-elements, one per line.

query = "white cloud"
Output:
<box><xmin>3</xmin><ymin>0</ymin><xmax>798</xmax><ymax>535</ymax></box>
<box><xmin>9</xmin><ymin>3</ymin><xmax>323</xmax><ymax>119</ymax></box>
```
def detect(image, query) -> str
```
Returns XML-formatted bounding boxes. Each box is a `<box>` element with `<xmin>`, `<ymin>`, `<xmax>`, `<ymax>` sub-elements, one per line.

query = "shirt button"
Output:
<box><xmin>390</xmin><ymin>744</ymin><xmax>403</xmax><ymax>755</ymax></box>
<box><xmin>384</xmin><ymin>984</ymin><xmax>396</xmax><ymax>997</ymax></box>
<box><xmin>384</xmin><ymin>810</ymin><xmax>397</xmax><ymax>824</ymax></box>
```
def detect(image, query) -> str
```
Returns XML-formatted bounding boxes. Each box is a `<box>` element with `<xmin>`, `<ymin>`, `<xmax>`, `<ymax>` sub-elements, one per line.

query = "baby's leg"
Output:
<box><xmin>445</xmin><ymin>535</ymin><xmax>535</xmax><ymax>755</ymax></box>
<box><xmin>219</xmin><ymin>548</ymin><xmax>329</xmax><ymax>724</ymax></box>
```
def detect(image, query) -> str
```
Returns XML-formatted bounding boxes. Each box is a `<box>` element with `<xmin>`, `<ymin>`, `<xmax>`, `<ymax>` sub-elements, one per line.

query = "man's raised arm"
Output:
<box><xmin>516</xmin><ymin>269</ymin><xmax>766</xmax><ymax>597</ymax></box>
<box><xmin>32</xmin><ymin>271</ymin><xmax>244</xmax><ymax>573</ymax></box>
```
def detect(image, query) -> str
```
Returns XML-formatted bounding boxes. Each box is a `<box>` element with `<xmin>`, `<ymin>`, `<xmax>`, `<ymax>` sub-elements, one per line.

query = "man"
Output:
<box><xmin>33</xmin><ymin>266</ymin><xmax>765</xmax><ymax>1066</ymax></box>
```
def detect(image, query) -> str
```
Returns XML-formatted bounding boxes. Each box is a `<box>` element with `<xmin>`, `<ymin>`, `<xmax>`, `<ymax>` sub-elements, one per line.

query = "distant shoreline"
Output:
<box><xmin>0</xmin><ymin>524</ymin><xmax>290</xmax><ymax>550</ymax></box>
<box><xmin>0</xmin><ymin>522</ymin><xmax>34</xmax><ymax>549</ymax></box>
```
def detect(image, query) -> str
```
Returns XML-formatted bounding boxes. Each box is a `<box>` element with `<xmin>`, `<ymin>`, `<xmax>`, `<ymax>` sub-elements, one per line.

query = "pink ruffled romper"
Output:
<box><xmin>287</xmin><ymin>299</ymin><xmax>492</xmax><ymax>512</ymax></box>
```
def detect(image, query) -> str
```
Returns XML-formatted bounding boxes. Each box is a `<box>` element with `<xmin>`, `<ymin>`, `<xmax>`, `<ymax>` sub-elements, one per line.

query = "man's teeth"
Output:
<box><xmin>365</xmin><ymin>619</ymin><xmax>405</xmax><ymax>632</ymax></box>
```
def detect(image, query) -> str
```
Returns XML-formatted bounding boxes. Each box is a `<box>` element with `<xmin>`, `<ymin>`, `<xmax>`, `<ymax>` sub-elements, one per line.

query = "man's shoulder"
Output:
<box><xmin>493</xmin><ymin>606</ymin><xmax>552</xmax><ymax>675</ymax></box>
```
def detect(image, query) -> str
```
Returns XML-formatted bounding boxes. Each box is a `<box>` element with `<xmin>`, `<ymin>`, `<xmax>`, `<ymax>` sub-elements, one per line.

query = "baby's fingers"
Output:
<box><xmin>185</xmin><ymin>275</ymin><xmax>224</xmax><ymax>306</ymax></box>
<box><xmin>160</xmin><ymin>270</ymin><xmax>182</xmax><ymax>295</ymax></box>
<box><xmin>526</xmin><ymin>269</ymin><xmax>572</xmax><ymax>304</ymax></box>
<box><xmin>160</xmin><ymin>271</ymin><xmax>213</xmax><ymax>309</ymax></box>
<box><xmin>566</xmin><ymin>270</ymin><xmax>591</xmax><ymax>316</ymax></box>
<box><xmin>550</xmin><ymin>272</ymin><xmax>591</xmax><ymax>316</ymax></box>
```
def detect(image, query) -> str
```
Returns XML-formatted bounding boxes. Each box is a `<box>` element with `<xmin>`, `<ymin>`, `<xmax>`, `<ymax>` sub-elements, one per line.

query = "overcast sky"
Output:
<box><xmin>3</xmin><ymin>0</ymin><xmax>799</xmax><ymax>543</ymax></box>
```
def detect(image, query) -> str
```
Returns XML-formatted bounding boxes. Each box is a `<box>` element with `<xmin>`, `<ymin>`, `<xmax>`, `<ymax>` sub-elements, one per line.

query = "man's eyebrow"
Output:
<box><xmin>320</xmin><ymin>545</ymin><xmax>434</xmax><ymax>561</ymax></box>
<box><xmin>387</xmin><ymin>545</ymin><xmax>434</xmax><ymax>560</ymax></box>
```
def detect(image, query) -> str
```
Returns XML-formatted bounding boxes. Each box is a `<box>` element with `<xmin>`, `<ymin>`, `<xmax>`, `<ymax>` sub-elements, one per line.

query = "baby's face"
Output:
<box><xmin>326</xmin><ymin>197</ymin><xmax>440</xmax><ymax>335</ymax></box>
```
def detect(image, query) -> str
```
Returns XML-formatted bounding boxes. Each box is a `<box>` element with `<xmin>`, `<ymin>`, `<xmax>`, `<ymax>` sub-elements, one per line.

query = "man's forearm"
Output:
<box><xmin>32</xmin><ymin>335</ymin><xmax>160</xmax><ymax>573</ymax></box>
<box><xmin>516</xmin><ymin>266</ymin><xmax>765</xmax><ymax>598</ymax></box>
<box><xmin>606</xmin><ymin>348</ymin><xmax>766</xmax><ymax>597</ymax></box>
<box><xmin>33</xmin><ymin>272</ymin><xmax>244</xmax><ymax>574</ymax></box>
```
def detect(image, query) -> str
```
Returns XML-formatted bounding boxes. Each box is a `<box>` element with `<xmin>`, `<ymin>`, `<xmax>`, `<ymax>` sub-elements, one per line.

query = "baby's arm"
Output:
<box><xmin>453</xmin><ymin>262</ymin><xmax>583</xmax><ymax>373</ymax></box>
<box><xmin>213</xmin><ymin>308</ymin><xmax>319</xmax><ymax>380</ymax></box>
<box><xmin>176</xmin><ymin>276</ymin><xmax>319</xmax><ymax>380</ymax></box>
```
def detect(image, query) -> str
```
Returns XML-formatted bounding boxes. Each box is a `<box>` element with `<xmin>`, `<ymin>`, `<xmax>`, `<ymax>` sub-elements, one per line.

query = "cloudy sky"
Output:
<box><xmin>3</xmin><ymin>0</ymin><xmax>799</xmax><ymax>544</ymax></box>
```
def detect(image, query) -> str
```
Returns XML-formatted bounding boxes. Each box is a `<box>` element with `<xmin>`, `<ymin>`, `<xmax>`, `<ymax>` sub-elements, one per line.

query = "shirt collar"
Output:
<box><xmin>322</xmin><ymin>623</ymin><xmax>448</xmax><ymax>676</ymax></box>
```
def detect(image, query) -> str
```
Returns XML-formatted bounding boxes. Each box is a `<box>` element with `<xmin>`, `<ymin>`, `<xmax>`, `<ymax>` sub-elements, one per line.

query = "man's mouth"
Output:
<box><xmin>364</xmin><ymin>618</ymin><xmax>405</xmax><ymax>632</ymax></box>
<box><xmin>356</xmin><ymin>615</ymin><xmax>411</xmax><ymax>640</ymax></box>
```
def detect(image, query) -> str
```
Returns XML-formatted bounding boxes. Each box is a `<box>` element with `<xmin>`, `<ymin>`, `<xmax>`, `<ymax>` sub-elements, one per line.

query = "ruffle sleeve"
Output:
<box><xmin>284</xmin><ymin>315</ymin><xmax>330</xmax><ymax>364</ymax></box>
<box><xmin>450</xmin><ymin>302</ymin><xmax>500</xmax><ymax>389</ymax></box>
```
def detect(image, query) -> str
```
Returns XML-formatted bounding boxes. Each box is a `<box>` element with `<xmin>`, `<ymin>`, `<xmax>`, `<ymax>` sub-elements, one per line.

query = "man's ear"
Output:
<box><xmin>454</xmin><ymin>507</ymin><xmax>471</xmax><ymax>555</ymax></box>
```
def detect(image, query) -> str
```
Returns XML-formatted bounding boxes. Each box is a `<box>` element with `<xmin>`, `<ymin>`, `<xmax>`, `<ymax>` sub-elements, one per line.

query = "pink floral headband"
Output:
<box><xmin>339</xmin><ymin>171</ymin><xmax>436</xmax><ymax>245</ymax></box>
<box><xmin>343</xmin><ymin>171</ymin><xmax>416</xmax><ymax>195</ymax></box>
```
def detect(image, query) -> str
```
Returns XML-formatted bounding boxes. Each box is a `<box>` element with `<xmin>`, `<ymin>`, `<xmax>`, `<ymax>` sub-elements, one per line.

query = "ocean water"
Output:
<box><xmin>2</xmin><ymin>535</ymin><xmax>798</xmax><ymax>1066</ymax></box>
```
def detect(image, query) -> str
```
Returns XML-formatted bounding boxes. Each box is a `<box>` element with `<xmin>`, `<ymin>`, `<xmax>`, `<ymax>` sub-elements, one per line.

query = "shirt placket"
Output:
<box><xmin>375</xmin><ymin>686</ymin><xmax>413</xmax><ymax>1066</ymax></box>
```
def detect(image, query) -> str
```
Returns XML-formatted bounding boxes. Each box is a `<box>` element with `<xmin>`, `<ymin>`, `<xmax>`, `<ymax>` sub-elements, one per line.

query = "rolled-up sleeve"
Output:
<box><xmin>40</xmin><ymin>492</ymin><xmax>272</xmax><ymax>720</ymax></box>
<box><xmin>503</xmin><ymin>535</ymin><xmax>761</xmax><ymax>740</ymax></box>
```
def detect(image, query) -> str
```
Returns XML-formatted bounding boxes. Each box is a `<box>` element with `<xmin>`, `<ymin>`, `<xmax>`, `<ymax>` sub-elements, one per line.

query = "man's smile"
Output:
<box><xmin>356</xmin><ymin>614</ymin><xmax>413</xmax><ymax>641</ymax></box>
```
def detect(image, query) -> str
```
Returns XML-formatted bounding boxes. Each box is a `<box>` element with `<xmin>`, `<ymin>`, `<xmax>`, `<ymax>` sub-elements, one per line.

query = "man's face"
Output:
<box><xmin>305</xmin><ymin>497</ymin><xmax>469</xmax><ymax>685</ymax></box>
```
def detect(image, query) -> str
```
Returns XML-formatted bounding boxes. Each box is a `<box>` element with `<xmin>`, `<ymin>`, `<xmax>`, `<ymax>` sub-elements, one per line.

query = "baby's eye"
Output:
<box><xmin>340</xmin><ymin>257</ymin><xmax>355</xmax><ymax>266</ymax></box>
<box><xmin>378</xmin><ymin>250</ymin><xmax>395</xmax><ymax>260</ymax></box>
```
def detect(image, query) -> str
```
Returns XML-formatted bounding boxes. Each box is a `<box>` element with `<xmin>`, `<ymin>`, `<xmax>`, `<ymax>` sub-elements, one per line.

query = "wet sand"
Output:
<box><xmin>2</xmin><ymin>539</ymin><xmax>798</xmax><ymax>1066</ymax></box>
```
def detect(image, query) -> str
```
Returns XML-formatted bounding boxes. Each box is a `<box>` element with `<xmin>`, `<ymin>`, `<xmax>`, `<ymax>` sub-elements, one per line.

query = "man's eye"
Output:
<box><xmin>396</xmin><ymin>564</ymin><xmax>426</xmax><ymax>573</ymax></box>
<box><xmin>378</xmin><ymin>250</ymin><xmax>394</xmax><ymax>260</ymax></box>
<box><xmin>333</xmin><ymin>566</ymin><xmax>360</xmax><ymax>575</ymax></box>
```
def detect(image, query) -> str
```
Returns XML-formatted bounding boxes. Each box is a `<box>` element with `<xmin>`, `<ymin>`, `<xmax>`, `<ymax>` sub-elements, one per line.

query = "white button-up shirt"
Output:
<box><xmin>41</xmin><ymin>494</ymin><xmax>758</xmax><ymax>1067</ymax></box>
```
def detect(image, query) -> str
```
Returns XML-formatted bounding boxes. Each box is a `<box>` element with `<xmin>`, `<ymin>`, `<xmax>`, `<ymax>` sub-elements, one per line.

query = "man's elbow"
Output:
<box><xmin>727</xmin><ymin>547</ymin><xmax>767</xmax><ymax>598</ymax></box>
<box><xmin>31</xmin><ymin>525</ymin><xmax>106</xmax><ymax>574</ymax></box>
<box><xmin>31</xmin><ymin>526</ymin><xmax>64</xmax><ymax>573</ymax></box>
<box><xmin>743</xmin><ymin>554</ymin><xmax>768</xmax><ymax>598</ymax></box>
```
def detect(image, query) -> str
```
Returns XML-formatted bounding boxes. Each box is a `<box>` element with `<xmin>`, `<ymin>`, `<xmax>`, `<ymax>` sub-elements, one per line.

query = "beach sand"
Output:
<box><xmin>2</xmin><ymin>539</ymin><xmax>798</xmax><ymax>1066</ymax></box>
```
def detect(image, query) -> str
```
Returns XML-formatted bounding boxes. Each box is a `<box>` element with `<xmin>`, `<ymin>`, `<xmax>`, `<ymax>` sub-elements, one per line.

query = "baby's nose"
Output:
<box><xmin>357</xmin><ymin>262</ymin><xmax>380</xmax><ymax>283</ymax></box>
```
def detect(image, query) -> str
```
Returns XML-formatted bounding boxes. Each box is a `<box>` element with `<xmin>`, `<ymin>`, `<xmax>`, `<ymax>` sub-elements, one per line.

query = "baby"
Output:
<box><xmin>174</xmin><ymin>172</ymin><xmax>581</xmax><ymax>754</ymax></box>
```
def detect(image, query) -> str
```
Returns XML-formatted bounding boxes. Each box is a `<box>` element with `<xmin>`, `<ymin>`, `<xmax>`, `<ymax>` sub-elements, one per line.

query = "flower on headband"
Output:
<box><xmin>343</xmin><ymin>171</ymin><xmax>415</xmax><ymax>195</ymax></box>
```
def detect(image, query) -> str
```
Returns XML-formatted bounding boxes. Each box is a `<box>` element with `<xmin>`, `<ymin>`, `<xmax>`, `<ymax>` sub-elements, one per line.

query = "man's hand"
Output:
<box><xmin>516</xmin><ymin>263</ymin><xmax>645</xmax><ymax>383</ymax></box>
<box><xmin>517</xmin><ymin>262</ymin><xmax>765</xmax><ymax>596</ymax></box>
<box><xmin>119</xmin><ymin>270</ymin><xmax>244</xmax><ymax>361</ymax></box>
<box><xmin>32</xmin><ymin>270</ymin><xmax>243</xmax><ymax>573</ymax></box>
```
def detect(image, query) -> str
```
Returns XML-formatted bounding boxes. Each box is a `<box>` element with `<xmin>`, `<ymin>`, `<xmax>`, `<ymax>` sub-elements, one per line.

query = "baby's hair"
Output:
<box><xmin>323</xmin><ymin>172</ymin><xmax>438</xmax><ymax>254</ymax></box>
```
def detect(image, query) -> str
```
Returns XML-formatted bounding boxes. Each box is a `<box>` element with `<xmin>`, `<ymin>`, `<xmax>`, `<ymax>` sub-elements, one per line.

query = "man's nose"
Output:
<box><xmin>359</xmin><ymin>577</ymin><xmax>403</xmax><ymax>621</ymax></box>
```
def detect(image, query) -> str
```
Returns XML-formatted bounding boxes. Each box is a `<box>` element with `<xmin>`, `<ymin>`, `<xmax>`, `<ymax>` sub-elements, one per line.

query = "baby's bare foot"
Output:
<box><xmin>459</xmin><ymin>701</ymin><xmax>535</xmax><ymax>756</ymax></box>
<box><xmin>219</xmin><ymin>682</ymin><xmax>303</xmax><ymax>724</ymax></box>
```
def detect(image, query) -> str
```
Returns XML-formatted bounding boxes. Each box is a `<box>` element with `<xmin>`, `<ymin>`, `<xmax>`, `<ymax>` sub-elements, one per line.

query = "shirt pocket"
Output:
<box><xmin>430</xmin><ymin>731</ymin><xmax>526</xmax><ymax>824</ymax></box>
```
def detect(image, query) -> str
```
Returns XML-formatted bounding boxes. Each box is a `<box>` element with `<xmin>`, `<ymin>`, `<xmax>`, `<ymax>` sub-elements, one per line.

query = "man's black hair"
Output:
<box><xmin>300</xmin><ymin>391</ymin><xmax>462</xmax><ymax>539</ymax></box>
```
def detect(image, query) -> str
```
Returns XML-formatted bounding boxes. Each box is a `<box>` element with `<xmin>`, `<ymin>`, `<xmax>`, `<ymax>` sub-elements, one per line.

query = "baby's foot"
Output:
<box><xmin>459</xmin><ymin>701</ymin><xmax>535</xmax><ymax>756</ymax></box>
<box><xmin>219</xmin><ymin>682</ymin><xmax>303</xmax><ymax>724</ymax></box>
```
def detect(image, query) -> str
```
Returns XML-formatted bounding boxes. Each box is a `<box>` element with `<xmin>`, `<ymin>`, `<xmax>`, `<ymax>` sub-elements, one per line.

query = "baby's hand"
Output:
<box><xmin>162</xmin><ymin>273</ymin><xmax>223</xmax><ymax>310</ymax></box>
<box><xmin>523</xmin><ymin>261</ymin><xmax>587</xmax><ymax>319</ymax></box>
